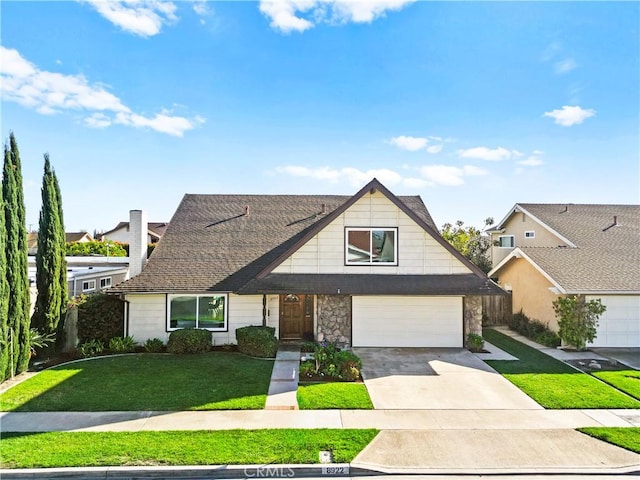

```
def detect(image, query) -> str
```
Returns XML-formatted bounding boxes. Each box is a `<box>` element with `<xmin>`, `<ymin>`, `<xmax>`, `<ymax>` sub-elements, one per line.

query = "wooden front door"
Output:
<box><xmin>279</xmin><ymin>294</ymin><xmax>314</xmax><ymax>340</ymax></box>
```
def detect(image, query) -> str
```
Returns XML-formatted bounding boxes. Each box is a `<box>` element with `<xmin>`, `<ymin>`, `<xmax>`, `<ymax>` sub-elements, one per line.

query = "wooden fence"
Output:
<box><xmin>482</xmin><ymin>294</ymin><xmax>512</xmax><ymax>326</ymax></box>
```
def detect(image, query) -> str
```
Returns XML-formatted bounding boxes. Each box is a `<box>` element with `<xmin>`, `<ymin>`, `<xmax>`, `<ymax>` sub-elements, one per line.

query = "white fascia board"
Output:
<box><xmin>488</xmin><ymin>247</ymin><xmax>567</xmax><ymax>294</ymax></box>
<box><xmin>565</xmin><ymin>290</ymin><xmax>640</xmax><ymax>295</ymax></box>
<box><xmin>491</xmin><ymin>204</ymin><xmax>520</xmax><ymax>231</ymax></box>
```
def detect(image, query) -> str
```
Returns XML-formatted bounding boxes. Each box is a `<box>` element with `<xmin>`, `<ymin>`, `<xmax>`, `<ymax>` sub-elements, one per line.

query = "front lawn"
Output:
<box><xmin>578</xmin><ymin>427</ymin><xmax>640</xmax><ymax>454</ymax></box>
<box><xmin>0</xmin><ymin>353</ymin><xmax>273</xmax><ymax>411</ymax></box>
<box><xmin>482</xmin><ymin>329</ymin><xmax>640</xmax><ymax>409</ymax></box>
<box><xmin>297</xmin><ymin>383</ymin><xmax>373</xmax><ymax>409</ymax></box>
<box><xmin>592</xmin><ymin>370</ymin><xmax>640</xmax><ymax>401</ymax></box>
<box><xmin>0</xmin><ymin>429</ymin><xmax>379</xmax><ymax>468</ymax></box>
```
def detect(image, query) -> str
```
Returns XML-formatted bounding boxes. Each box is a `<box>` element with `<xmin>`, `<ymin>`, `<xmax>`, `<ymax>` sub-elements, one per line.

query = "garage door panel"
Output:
<box><xmin>587</xmin><ymin>295</ymin><xmax>640</xmax><ymax>348</ymax></box>
<box><xmin>352</xmin><ymin>296</ymin><xmax>462</xmax><ymax>347</ymax></box>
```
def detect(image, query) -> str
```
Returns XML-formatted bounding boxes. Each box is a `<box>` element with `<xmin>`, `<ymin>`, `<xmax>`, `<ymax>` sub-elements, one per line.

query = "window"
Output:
<box><xmin>524</xmin><ymin>231</ymin><xmax>535</xmax><ymax>239</ymax></box>
<box><xmin>82</xmin><ymin>280</ymin><xmax>96</xmax><ymax>292</ymax></box>
<box><xmin>167</xmin><ymin>294</ymin><xmax>227</xmax><ymax>331</ymax></box>
<box><xmin>346</xmin><ymin>227</ymin><xmax>397</xmax><ymax>265</ymax></box>
<box><xmin>498</xmin><ymin>235</ymin><xmax>515</xmax><ymax>248</ymax></box>
<box><xmin>100</xmin><ymin>277</ymin><xmax>112</xmax><ymax>288</ymax></box>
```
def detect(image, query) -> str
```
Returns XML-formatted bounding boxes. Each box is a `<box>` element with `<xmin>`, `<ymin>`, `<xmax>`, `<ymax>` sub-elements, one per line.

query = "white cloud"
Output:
<box><xmin>389</xmin><ymin>135</ymin><xmax>428</xmax><ymax>151</ymax></box>
<box><xmin>518</xmin><ymin>151</ymin><xmax>544</xmax><ymax>167</ymax></box>
<box><xmin>259</xmin><ymin>0</ymin><xmax>415</xmax><ymax>33</ymax></box>
<box><xmin>420</xmin><ymin>164</ymin><xmax>487</xmax><ymax>187</ymax></box>
<box><xmin>544</xmin><ymin>105</ymin><xmax>596</xmax><ymax>126</ymax></box>
<box><xmin>426</xmin><ymin>144</ymin><xmax>443</xmax><ymax>154</ymax></box>
<box><xmin>403</xmin><ymin>177</ymin><xmax>431</xmax><ymax>188</ymax></box>
<box><xmin>192</xmin><ymin>0</ymin><xmax>210</xmax><ymax>17</ymax></box>
<box><xmin>554</xmin><ymin>58</ymin><xmax>577</xmax><ymax>75</ymax></box>
<box><xmin>0</xmin><ymin>46</ymin><xmax>203</xmax><ymax>137</ymax></box>
<box><xmin>276</xmin><ymin>165</ymin><xmax>402</xmax><ymax>187</ymax></box>
<box><xmin>83</xmin><ymin>0</ymin><xmax>178</xmax><ymax>37</ymax></box>
<box><xmin>457</xmin><ymin>146</ymin><xmax>513</xmax><ymax>161</ymax></box>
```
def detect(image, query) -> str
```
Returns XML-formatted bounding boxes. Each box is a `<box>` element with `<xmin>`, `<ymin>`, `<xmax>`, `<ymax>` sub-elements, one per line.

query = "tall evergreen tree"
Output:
<box><xmin>32</xmin><ymin>154</ymin><xmax>64</xmax><ymax>335</ymax></box>
<box><xmin>53</xmin><ymin>170</ymin><xmax>68</xmax><ymax>308</ymax></box>
<box><xmin>2</xmin><ymin>132</ymin><xmax>31</xmax><ymax>377</ymax></box>
<box><xmin>0</xmin><ymin>169</ymin><xmax>9</xmax><ymax>380</ymax></box>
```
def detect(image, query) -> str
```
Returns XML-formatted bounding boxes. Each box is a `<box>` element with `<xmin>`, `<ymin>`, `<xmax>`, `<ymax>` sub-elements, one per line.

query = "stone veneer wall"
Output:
<box><xmin>316</xmin><ymin>295</ymin><xmax>352</xmax><ymax>346</ymax></box>
<box><xmin>463</xmin><ymin>295</ymin><xmax>483</xmax><ymax>345</ymax></box>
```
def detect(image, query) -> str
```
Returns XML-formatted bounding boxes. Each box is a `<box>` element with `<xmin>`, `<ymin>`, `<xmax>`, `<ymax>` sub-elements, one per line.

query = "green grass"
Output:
<box><xmin>592</xmin><ymin>370</ymin><xmax>640</xmax><ymax>400</ymax></box>
<box><xmin>0</xmin><ymin>353</ymin><xmax>273</xmax><ymax>411</ymax></box>
<box><xmin>482</xmin><ymin>329</ymin><xmax>640</xmax><ymax>409</ymax></box>
<box><xmin>578</xmin><ymin>427</ymin><xmax>640</xmax><ymax>454</ymax></box>
<box><xmin>0</xmin><ymin>429</ymin><xmax>379</xmax><ymax>468</ymax></box>
<box><xmin>297</xmin><ymin>382</ymin><xmax>373</xmax><ymax>409</ymax></box>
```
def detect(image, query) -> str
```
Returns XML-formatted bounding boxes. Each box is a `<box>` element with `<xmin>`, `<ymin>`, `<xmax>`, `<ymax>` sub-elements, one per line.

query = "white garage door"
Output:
<box><xmin>587</xmin><ymin>295</ymin><xmax>640</xmax><ymax>348</ymax></box>
<box><xmin>352</xmin><ymin>296</ymin><xmax>463</xmax><ymax>347</ymax></box>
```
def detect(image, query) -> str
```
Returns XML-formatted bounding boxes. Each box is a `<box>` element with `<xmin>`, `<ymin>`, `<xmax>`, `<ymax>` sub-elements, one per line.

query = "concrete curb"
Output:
<box><xmin>0</xmin><ymin>464</ymin><xmax>372</xmax><ymax>479</ymax></box>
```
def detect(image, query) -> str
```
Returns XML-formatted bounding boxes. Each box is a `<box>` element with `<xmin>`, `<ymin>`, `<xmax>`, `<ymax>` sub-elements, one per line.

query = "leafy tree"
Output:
<box><xmin>32</xmin><ymin>154</ymin><xmax>66</xmax><ymax>335</ymax></box>
<box><xmin>2</xmin><ymin>132</ymin><xmax>31</xmax><ymax>378</ymax></box>
<box><xmin>66</xmin><ymin>240</ymin><xmax>127</xmax><ymax>257</ymax></box>
<box><xmin>441</xmin><ymin>218</ymin><xmax>494</xmax><ymax>273</ymax></box>
<box><xmin>553</xmin><ymin>295</ymin><xmax>606</xmax><ymax>351</ymax></box>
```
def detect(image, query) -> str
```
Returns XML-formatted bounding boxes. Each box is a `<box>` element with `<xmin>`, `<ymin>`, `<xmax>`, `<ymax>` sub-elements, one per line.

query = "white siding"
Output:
<box><xmin>126</xmin><ymin>293</ymin><xmax>264</xmax><ymax>345</ymax></box>
<box><xmin>273</xmin><ymin>191</ymin><xmax>470</xmax><ymax>275</ymax></box>
<box><xmin>587</xmin><ymin>295</ymin><xmax>640</xmax><ymax>348</ymax></box>
<box><xmin>352</xmin><ymin>296</ymin><xmax>463</xmax><ymax>347</ymax></box>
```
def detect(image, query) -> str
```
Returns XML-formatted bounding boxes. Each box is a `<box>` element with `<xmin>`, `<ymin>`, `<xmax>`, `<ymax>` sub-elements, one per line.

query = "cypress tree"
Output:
<box><xmin>32</xmin><ymin>154</ymin><xmax>64</xmax><ymax>335</ymax></box>
<box><xmin>0</xmin><ymin>169</ymin><xmax>9</xmax><ymax>380</ymax></box>
<box><xmin>53</xmin><ymin>170</ymin><xmax>68</xmax><ymax>309</ymax></box>
<box><xmin>2</xmin><ymin>132</ymin><xmax>31</xmax><ymax>376</ymax></box>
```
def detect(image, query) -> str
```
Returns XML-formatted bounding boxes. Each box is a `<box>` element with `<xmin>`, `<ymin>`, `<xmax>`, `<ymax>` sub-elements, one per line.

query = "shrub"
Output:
<box><xmin>76</xmin><ymin>293</ymin><xmax>124</xmax><ymax>344</ymax></box>
<box><xmin>305</xmin><ymin>343</ymin><xmax>363</xmax><ymax>381</ymax></box>
<box><xmin>301</xmin><ymin>340</ymin><xmax>317</xmax><ymax>353</ymax></box>
<box><xmin>144</xmin><ymin>338</ymin><xmax>165</xmax><ymax>353</ymax></box>
<box><xmin>534</xmin><ymin>330</ymin><xmax>562</xmax><ymax>348</ymax></box>
<box><xmin>66</xmin><ymin>240</ymin><xmax>126</xmax><ymax>257</ymax></box>
<box><xmin>167</xmin><ymin>329</ymin><xmax>212</xmax><ymax>354</ymax></box>
<box><xmin>300</xmin><ymin>361</ymin><xmax>315</xmax><ymax>378</ymax></box>
<box><xmin>235</xmin><ymin>326</ymin><xmax>277</xmax><ymax>358</ymax></box>
<box><xmin>335</xmin><ymin>350</ymin><xmax>362</xmax><ymax>381</ymax></box>
<box><xmin>467</xmin><ymin>333</ymin><xmax>485</xmax><ymax>352</ymax></box>
<box><xmin>28</xmin><ymin>328</ymin><xmax>56</xmax><ymax>358</ymax></box>
<box><xmin>108</xmin><ymin>336</ymin><xmax>137</xmax><ymax>353</ymax></box>
<box><xmin>80</xmin><ymin>339</ymin><xmax>104</xmax><ymax>357</ymax></box>
<box><xmin>553</xmin><ymin>295</ymin><xmax>606</xmax><ymax>350</ymax></box>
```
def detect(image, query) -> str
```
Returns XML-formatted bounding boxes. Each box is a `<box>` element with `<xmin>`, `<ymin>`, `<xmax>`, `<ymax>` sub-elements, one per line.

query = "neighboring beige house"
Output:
<box><xmin>100</xmin><ymin>221</ymin><xmax>168</xmax><ymax>244</ymax></box>
<box><xmin>488</xmin><ymin>203</ymin><xmax>640</xmax><ymax>348</ymax></box>
<box><xmin>27</xmin><ymin>231</ymin><xmax>93</xmax><ymax>255</ymax></box>
<box><xmin>112</xmin><ymin>179</ymin><xmax>504</xmax><ymax>348</ymax></box>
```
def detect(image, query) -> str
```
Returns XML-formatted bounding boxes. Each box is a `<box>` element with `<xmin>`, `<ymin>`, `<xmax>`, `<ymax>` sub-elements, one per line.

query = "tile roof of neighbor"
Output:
<box><xmin>503</xmin><ymin>203</ymin><xmax>640</xmax><ymax>292</ymax></box>
<box><xmin>113</xmin><ymin>180</ymin><xmax>500</xmax><ymax>295</ymax></box>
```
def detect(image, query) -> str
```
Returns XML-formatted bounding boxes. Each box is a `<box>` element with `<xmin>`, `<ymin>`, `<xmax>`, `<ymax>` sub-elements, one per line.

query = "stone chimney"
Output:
<box><xmin>129</xmin><ymin>209</ymin><xmax>147</xmax><ymax>278</ymax></box>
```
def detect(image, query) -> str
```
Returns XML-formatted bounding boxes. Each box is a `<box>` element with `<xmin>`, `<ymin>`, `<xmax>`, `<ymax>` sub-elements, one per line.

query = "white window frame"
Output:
<box><xmin>345</xmin><ymin>227</ymin><xmax>398</xmax><ymax>266</ymax></box>
<box><xmin>82</xmin><ymin>280</ymin><xmax>96</xmax><ymax>292</ymax></box>
<box><xmin>524</xmin><ymin>231</ymin><xmax>535</xmax><ymax>239</ymax></box>
<box><xmin>166</xmin><ymin>293</ymin><xmax>229</xmax><ymax>332</ymax></box>
<box><xmin>498</xmin><ymin>235</ymin><xmax>515</xmax><ymax>248</ymax></box>
<box><xmin>100</xmin><ymin>277</ymin><xmax>112</xmax><ymax>288</ymax></box>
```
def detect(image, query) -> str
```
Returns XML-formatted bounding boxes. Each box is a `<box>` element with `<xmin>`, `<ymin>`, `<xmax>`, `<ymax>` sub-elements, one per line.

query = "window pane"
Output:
<box><xmin>372</xmin><ymin>230</ymin><xmax>395</xmax><ymax>263</ymax></box>
<box><xmin>347</xmin><ymin>230</ymin><xmax>371</xmax><ymax>263</ymax></box>
<box><xmin>170</xmin><ymin>296</ymin><xmax>197</xmax><ymax>329</ymax></box>
<box><xmin>198</xmin><ymin>296</ymin><xmax>225</xmax><ymax>329</ymax></box>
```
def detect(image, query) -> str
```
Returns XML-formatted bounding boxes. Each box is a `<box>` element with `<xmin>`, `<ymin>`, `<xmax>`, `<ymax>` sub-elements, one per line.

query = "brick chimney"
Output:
<box><xmin>129</xmin><ymin>209</ymin><xmax>147</xmax><ymax>278</ymax></box>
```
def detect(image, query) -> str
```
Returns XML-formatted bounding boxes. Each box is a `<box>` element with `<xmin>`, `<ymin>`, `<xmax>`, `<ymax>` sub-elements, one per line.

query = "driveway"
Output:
<box><xmin>591</xmin><ymin>348</ymin><xmax>640</xmax><ymax>370</ymax></box>
<box><xmin>353</xmin><ymin>347</ymin><xmax>542</xmax><ymax>410</ymax></box>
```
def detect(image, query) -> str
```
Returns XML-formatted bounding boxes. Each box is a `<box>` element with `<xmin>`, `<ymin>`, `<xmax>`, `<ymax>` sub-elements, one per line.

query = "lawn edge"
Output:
<box><xmin>577</xmin><ymin>427</ymin><xmax>640</xmax><ymax>455</ymax></box>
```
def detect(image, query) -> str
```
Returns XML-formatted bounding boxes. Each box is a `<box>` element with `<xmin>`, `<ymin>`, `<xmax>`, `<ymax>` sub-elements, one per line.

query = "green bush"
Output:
<box><xmin>144</xmin><ymin>338</ymin><xmax>165</xmax><ymax>353</ymax></box>
<box><xmin>533</xmin><ymin>330</ymin><xmax>562</xmax><ymax>348</ymax></box>
<box><xmin>508</xmin><ymin>309</ymin><xmax>561</xmax><ymax>347</ymax></box>
<box><xmin>66</xmin><ymin>240</ymin><xmax>127</xmax><ymax>257</ymax></box>
<box><xmin>76</xmin><ymin>293</ymin><xmax>124</xmax><ymax>344</ymax></box>
<box><xmin>335</xmin><ymin>350</ymin><xmax>362</xmax><ymax>381</ymax></box>
<box><xmin>108</xmin><ymin>336</ymin><xmax>137</xmax><ymax>353</ymax></box>
<box><xmin>305</xmin><ymin>343</ymin><xmax>363</xmax><ymax>381</ymax></box>
<box><xmin>467</xmin><ymin>333</ymin><xmax>485</xmax><ymax>352</ymax></box>
<box><xmin>235</xmin><ymin>326</ymin><xmax>277</xmax><ymax>358</ymax></box>
<box><xmin>166</xmin><ymin>329</ymin><xmax>212</xmax><ymax>354</ymax></box>
<box><xmin>80</xmin><ymin>339</ymin><xmax>104</xmax><ymax>357</ymax></box>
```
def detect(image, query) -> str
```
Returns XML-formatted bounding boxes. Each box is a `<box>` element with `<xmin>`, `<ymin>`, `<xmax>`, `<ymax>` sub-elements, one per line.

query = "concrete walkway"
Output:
<box><xmin>2</xmin><ymin>408</ymin><xmax>639</xmax><ymax>432</ymax></box>
<box><xmin>264</xmin><ymin>344</ymin><xmax>300</xmax><ymax>410</ymax></box>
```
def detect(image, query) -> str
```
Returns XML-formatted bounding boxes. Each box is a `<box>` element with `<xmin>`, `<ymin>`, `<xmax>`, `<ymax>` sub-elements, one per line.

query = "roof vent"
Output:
<box><xmin>602</xmin><ymin>215</ymin><xmax>619</xmax><ymax>232</ymax></box>
<box><xmin>244</xmin><ymin>205</ymin><xmax>250</xmax><ymax>217</ymax></box>
<box><xmin>321</xmin><ymin>203</ymin><xmax>327</xmax><ymax>215</ymax></box>
<box><xmin>559</xmin><ymin>205</ymin><xmax>568</xmax><ymax>214</ymax></box>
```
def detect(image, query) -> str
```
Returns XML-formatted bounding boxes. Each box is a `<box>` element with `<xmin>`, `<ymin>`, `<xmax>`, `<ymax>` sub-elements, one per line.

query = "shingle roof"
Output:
<box><xmin>112</xmin><ymin>180</ymin><xmax>491</xmax><ymax>294</ymax></box>
<box><xmin>102</xmin><ymin>221</ymin><xmax>169</xmax><ymax>239</ymax></box>
<box><xmin>498</xmin><ymin>204</ymin><xmax>640</xmax><ymax>292</ymax></box>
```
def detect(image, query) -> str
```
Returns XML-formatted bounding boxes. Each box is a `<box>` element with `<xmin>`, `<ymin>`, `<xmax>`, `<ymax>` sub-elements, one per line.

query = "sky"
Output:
<box><xmin>1</xmin><ymin>1</ymin><xmax>638</xmax><ymax>234</ymax></box>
